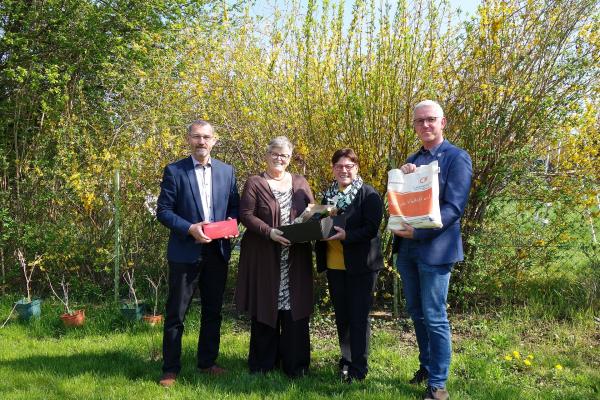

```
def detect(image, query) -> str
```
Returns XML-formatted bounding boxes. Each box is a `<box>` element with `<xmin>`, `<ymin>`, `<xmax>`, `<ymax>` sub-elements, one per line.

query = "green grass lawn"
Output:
<box><xmin>0</xmin><ymin>300</ymin><xmax>598</xmax><ymax>400</ymax></box>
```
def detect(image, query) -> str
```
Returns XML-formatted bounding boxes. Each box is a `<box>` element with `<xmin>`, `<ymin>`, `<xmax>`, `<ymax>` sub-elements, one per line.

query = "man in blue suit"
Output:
<box><xmin>156</xmin><ymin>119</ymin><xmax>239</xmax><ymax>387</ymax></box>
<box><xmin>392</xmin><ymin>100</ymin><xmax>472</xmax><ymax>400</ymax></box>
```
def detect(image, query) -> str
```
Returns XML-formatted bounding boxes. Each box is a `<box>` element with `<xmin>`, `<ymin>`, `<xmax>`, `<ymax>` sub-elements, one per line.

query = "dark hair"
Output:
<box><xmin>331</xmin><ymin>148</ymin><xmax>359</xmax><ymax>165</ymax></box>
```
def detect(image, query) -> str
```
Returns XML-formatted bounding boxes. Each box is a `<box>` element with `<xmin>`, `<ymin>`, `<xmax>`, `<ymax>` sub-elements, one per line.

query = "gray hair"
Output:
<box><xmin>266</xmin><ymin>136</ymin><xmax>294</xmax><ymax>154</ymax></box>
<box><xmin>413</xmin><ymin>100</ymin><xmax>444</xmax><ymax>118</ymax></box>
<box><xmin>187</xmin><ymin>119</ymin><xmax>215</xmax><ymax>135</ymax></box>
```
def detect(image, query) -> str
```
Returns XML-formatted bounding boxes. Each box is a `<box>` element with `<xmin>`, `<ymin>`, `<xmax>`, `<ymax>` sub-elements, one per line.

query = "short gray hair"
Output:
<box><xmin>266</xmin><ymin>136</ymin><xmax>294</xmax><ymax>154</ymax></box>
<box><xmin>413</xmin><ymin>100</ymin><xmax>444</xmax><ymax>118</ymax></box>
<box><xmin>187</xmin><ymin>119</ymin><xmax>215</xmax><ymax>135</ymax></box>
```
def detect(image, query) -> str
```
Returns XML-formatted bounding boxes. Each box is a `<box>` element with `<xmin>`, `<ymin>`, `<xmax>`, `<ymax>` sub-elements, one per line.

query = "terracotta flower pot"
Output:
<box><xmin>60</xmin><ymin>309</ymin><xmax>85</xmax><ymax>327</ymax></box>
<box><xmin>142</xmin><ymin>314</ymin><xmax>163</xmax><ymax>326</ymax></box>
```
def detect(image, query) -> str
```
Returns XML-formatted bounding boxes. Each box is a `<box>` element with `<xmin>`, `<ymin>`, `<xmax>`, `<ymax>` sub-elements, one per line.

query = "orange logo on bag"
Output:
<box><xmin>387</xmin><ymin>189</ymin><xmax>434</xmax><ymax>217</ymax></box>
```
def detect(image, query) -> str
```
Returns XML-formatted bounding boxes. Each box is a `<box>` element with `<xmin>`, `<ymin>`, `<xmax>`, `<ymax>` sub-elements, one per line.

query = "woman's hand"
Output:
<box><xmin>270</xmin><ymin>228</ymin><xmax>291</xmax><ymax>246</ymax></box>
<box><xmin>325</xmin><ymin>226</ymin><xmax>346</xmax><ymax>241</ymax></box>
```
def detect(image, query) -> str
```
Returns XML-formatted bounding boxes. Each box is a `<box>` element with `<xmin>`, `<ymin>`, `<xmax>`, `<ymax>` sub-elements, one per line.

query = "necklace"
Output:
<box><xmin>265</xmin><ymin>171</ymin><xmax>287</xmax><ymax>181</ymax></box>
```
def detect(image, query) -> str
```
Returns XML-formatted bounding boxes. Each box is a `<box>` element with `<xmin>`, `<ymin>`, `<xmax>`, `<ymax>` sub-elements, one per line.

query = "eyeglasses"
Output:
<box><xmin>269</xmin><ymin>152</ymin><xmax>291</xmax><ymax>160</ymax></box>
<box><xmin>189</xmin><ymin>134</ymin><xmax>214</xmax><ymax>141</ymax></box>
<box><xmin>333</xmin><ymin>163</ymin><xmax>356</xmax><ymax>171</ymax></box>
<box><xmin>413</xmin><ymin>117</ymin><xmax>441</xmax><ymax>125</ymax></box>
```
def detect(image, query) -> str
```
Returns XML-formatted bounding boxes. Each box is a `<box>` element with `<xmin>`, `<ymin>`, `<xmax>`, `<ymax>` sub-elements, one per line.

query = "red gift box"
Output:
<box><xmin>202</xmin><ymin>219</ymin><xmax>239</xmax><ymax>239</ymax></box>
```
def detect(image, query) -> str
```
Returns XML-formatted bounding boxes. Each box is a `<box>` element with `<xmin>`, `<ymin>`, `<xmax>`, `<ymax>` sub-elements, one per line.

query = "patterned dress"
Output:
<box><xmin>270</xmin><ymin>187</ymin><xmax>292</xmax><ymax>311</ymax></box>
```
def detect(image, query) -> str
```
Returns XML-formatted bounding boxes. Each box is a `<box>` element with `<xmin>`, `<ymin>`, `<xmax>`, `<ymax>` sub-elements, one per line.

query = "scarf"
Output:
<box><xmin>323</xmin><ymin>176</ymin><xmax>363</xmax><ymax>212</ymax></box>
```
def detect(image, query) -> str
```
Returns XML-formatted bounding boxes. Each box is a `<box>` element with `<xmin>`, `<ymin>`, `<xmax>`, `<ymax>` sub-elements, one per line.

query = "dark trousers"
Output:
<box><xmin>248</xmin><ymin>310</ymin><xmax>310</xmax><ymax>378</ymax></box>
<box><xmin>162</xmin><ymin>245</ymin><xmax>228</xmax><ymax>373</ymax></box>
<box><xmin>326</xmin><ymin>269</ymin><xmax>378</xmax><ymax>379</ymax></box>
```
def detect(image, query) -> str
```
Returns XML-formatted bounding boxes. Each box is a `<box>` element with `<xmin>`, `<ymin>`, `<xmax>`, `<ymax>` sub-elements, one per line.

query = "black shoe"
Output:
<box><xmin>340</xmin><ymin>365</ymin><xmax>350</xmax><ymax>383</ymax></box>
<box><xmin>423</xmin><ymin>386</ymin><xmax>449</xmax><ymax>400</ymax></box>
<box><xmin>286</xmin><ymin>368</ymin><xmax>308</xmax><ymax>379</ymax></box>
<box><xmin>338</xmin><ymin>358</ymin><xmax>351</xmax><ymax>371</ymax></box>
<box><xmin>409</xmin><ymin>367</ymin><xmax>429</xmax><ymax>384</ymax></box>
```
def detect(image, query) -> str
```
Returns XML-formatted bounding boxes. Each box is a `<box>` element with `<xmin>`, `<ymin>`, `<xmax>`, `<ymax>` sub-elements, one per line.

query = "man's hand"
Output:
<box><xmin>189</xmin><ymin>222</ymin><xmax>212</xmax><ymax>243</ymax></box>
<box><xmin>400</xmin><ymin>163</ymin><xmax>417</xmax><ymax>174</ymax></box>
<box><xmin>390</xmin><ymin>223</ymin><xmax>415</xmax><ymax>239</ymax></box>
<box><xmin>270</xmin><ymin>228</ymin><xmax>291</xmax><ymax>246</ymax></box>
<box><xmin>222</xmin><ymin>217</ymin><xmax>239</xmax><ymax>239</ymax></box>
<box><xmin>324</xmin><ymin>226</ymin><xmax>346</xmax><ymax>241</ymax></box>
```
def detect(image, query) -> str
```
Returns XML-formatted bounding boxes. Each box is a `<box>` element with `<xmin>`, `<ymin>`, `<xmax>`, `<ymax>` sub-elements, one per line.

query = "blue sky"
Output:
<box><xmin>445</xmin><ymin>0</ymin><xmax>481</xmax><ymax>17</ymax></box>
<box><xmin>249</xmin><ymin>0</ymin><xmax>482</xmax><ymax>23</ymax></box>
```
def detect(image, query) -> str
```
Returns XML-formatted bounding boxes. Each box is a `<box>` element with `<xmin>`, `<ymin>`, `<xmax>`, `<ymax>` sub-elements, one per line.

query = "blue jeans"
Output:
<box><xmin>396</xmin><ymin>240</ymin><xmax>452</xmax><ymax>388</ymax></box>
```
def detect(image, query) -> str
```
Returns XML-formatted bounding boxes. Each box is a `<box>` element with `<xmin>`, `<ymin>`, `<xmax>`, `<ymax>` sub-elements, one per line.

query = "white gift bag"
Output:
<box><xmin>387</xmin><ymin>160</ymin><xmax>443</xmax><ymax>230</ymax></box>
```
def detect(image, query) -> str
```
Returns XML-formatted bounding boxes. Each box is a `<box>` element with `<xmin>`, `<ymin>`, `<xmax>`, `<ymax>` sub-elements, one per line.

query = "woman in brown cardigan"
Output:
<box><xmin>235</xmin><ymin>136</ymin><xmax>314</xmax><ymax>378</ymax></box>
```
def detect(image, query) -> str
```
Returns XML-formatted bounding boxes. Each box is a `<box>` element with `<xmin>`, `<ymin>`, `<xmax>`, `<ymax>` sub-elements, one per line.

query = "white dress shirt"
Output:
<box><xmin>192</xmin><ymin>156</ymin><xmax>213</xmax><ymax>222</ymax></box>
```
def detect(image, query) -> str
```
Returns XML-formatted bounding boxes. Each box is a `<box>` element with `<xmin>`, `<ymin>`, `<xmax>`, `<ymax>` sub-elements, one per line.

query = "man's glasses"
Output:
<box><xmin>333</xmin><ymin>163</ymin><xmax>356</xmax><ymax>171</ymax></box>
<box><xmin>189</xmin><ymin>134</ymin><xmax>214</xmax><ymax>141</ymax></box>
<box><xmin>413</xmin><ymin>117</ymin><xmax>441</xmax><ymax>125</ymax></box>
<box><xmin>269</xmin><ymin>152</ymin><xmax>291</xmax><ymax>160</ymax></box>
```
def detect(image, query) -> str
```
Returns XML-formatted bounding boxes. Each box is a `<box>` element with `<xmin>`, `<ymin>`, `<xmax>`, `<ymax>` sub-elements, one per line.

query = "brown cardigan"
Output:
<box><xmin>234</xmin><ymin>173</ymin><xmax>315</xmax><ymax>328</ymax></box>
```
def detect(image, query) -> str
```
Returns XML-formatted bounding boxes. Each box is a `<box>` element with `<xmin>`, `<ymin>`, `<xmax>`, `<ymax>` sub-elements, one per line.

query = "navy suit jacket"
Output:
<box><xmin>393</xmin><ymin>140</ymin><xmax>472</xmax><ymax>265</ymax></box>
<box><xmin>157</xmin><ymin>156</ymin><xmax>240</xmax><ymax>263</ymax></box>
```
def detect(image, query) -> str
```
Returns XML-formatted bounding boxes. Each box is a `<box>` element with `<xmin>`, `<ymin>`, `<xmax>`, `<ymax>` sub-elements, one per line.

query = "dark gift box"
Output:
<box><xmin>278</xmin><ymin>215</ymin><xmax>346</xmax><ymax>243</ymax></box>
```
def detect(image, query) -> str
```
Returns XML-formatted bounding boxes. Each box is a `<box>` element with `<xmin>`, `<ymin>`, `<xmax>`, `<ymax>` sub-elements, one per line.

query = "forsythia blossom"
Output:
<box><xmin>145</xmin><ymin>194</ymin><xmax>158</xmax><ymax>216</ymax></box>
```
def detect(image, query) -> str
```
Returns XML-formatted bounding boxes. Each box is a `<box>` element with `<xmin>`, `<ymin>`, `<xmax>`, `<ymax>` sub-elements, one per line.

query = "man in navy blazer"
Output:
<box><xmin>392</xmin><ymin>100</ymin><xmax>472</xmax><ymax>400</ymax></box>
<box><xmin>156</xmin><ymin>119</ymin><xmax>239</xmax><ymax>387</ymax></box>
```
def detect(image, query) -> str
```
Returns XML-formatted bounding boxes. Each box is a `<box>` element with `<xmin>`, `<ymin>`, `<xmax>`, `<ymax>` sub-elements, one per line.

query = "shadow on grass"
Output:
<box><xmin>176</xmin><ymin>359</ymin><xmax>426</xmax><ymax>398</ymax></box>
<box><xmin>0</xmin><ymin>350</ymin><xmax>424</xmax><ymax>398</ymax></box>
<box><xmin>0</xmin><ymin>351</ymin><xmax>156</xmax><ymax>381</ymax></box>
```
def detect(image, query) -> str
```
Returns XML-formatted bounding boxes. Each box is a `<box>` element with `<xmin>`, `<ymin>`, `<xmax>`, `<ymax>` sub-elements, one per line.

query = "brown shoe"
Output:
<box><xmin>159</xmin><ymin>372</ymin><xmax>177</xmax><ymax>387</ymax></box>
<box><xmin>409</xmin><ymin>367</ymin><xmax>429</xmax><ymax>384</ymax></box>
<box><xmin>199</xmin><ymin>364</ymin><xmax>226</xmax><ymax>376</ymax></box>
<box><xmin>423</xmin><ymin>386</ymin><xmax>449</xmax><ymax>400</ymax></box>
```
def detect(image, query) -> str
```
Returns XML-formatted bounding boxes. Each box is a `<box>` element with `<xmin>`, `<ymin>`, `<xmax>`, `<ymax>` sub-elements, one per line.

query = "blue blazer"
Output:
<box><xmin>392</xmin><ymin>140</ymin><xmax>472</xmax><ymax>265</ymax></box>
<box><xmin>157</xmin><ymin>156</ymin><xmax>240</xmax><ymax>263</ymax></box>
